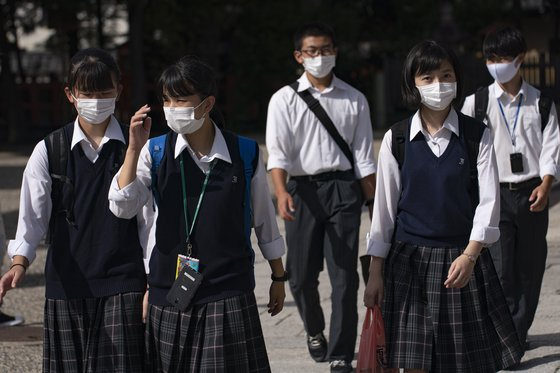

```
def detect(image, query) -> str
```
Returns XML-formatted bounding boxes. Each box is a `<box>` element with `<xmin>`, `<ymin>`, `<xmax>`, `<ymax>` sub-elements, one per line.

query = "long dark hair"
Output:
<box><xmin>66</xmin><ymin>48</ymin><xmax>121</xmax><ymax>93</ymax></box>
<box><xmin>158</xmin><ymin>56</ymin><xmax>225</xmax><ymax>128</ymax></box>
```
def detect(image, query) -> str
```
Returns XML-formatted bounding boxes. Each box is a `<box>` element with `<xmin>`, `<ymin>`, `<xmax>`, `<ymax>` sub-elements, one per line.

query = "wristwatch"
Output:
<box><xmin>271</xmin><ymin>271</ymin><xmax>289</xmax><ymax>282</ymax></box>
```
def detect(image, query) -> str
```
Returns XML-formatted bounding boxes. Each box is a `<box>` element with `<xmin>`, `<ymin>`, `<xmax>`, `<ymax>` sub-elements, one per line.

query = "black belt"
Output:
<box><xmin>500</xmin><ymin>177</ymin><xmax>541</xmax><ymax>191</ymax></box>
<box><xmin>291</xmin><ymin>170</ymin><xmax>355</xmax><ymax>182</ymax></box>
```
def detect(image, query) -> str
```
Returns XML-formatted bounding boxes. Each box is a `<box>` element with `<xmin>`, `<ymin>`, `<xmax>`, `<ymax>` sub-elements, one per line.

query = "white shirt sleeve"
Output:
<box><xmin>469</xmin><ymin>128</ymin><xmax>500</xmax><ymax>245</ymax></box>
<box><xmin>251</xmin><ymin>149</ymin><xmax>285</xmax><ymax>260</ymax></box>
<box><xmin>366</xmin><ymin>130</ymin><xmax>400</xmax><ymax>258</ymax></box>
<box><xmin>461</xmin><ymin>94</ymin><xmax>476</xmax><ymax>118</ymax></box>
<box><xmin>352</xmin><ymin>93</ymin><xmax>377</xmax><ymax>179</ymax></box>
<box><xmin>7</xmin><ymin>141</ymin><xmax>52</xmax><ymax>264</ymax></box>
<box><xmin>266</xmin><ymin>90</ymin><xmax>294</xmax><ymax>172</ymax></box>
<box><xmin>539</xmin><ymin>102</ymin><xmax>560</xmax><ymax>180</ymax></box>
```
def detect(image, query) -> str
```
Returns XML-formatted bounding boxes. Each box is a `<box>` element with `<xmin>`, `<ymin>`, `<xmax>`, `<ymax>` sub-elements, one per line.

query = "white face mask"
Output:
<box><xmin>164</xmin><ymin>99</ymin><xmax>207</xmax><ymax>135</ymax></box>
<box><xmin>302</xmin><ymin>55</ymin><xmax>336</xmax><ymax>78</ymax></box>
<box><xmin>416</xmin><ymin>82</ymin><xmax>457</xmax><ymax>111</ymax></box>
<box><xmin>72</xmin><ymin>94</ymin><xmax>116</xmax><ymax>124</ymax></box>
<box><xmin>486</xmin><ymin>57</ymin><xmax>520</xmax><ymax>84</ymax></box>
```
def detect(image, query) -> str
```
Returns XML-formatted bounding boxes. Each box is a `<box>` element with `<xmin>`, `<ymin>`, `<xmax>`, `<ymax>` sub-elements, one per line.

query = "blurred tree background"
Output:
<box><xmin>1</xmin><ymin>0</ymin><xmax>559</xmax><ymax>143</ymax></box>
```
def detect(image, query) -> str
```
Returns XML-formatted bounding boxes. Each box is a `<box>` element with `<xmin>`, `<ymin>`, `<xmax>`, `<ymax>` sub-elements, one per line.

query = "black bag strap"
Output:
<box><xmin>474</xmin><ymin>86</ymin><xmax>489</xmax><ymax>123</ymax></box>
<box><xmin>289</xmin><ymin>82</ymin><xmax>354</xmax><ymax>169</ymax></box>
<box><xmin>538</xmin><ymin>94</ymin><xmax>553</xmax><ymax>132</ymax></box>
<box><xmin>390</xmin><ymin>118</ymin><xmax>409</xmax><ymax>170</ymax></box>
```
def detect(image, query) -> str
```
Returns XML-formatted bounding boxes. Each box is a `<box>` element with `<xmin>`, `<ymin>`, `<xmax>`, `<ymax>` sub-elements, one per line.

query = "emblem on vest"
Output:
<box><xmin>232</xmin><ymin>176</ymin><xmax>238</xmax><ymax>183</ymax></box>
<box><xmin>459</xmin><ymin>158</ymin><xmax>465</xmax><ymax>165</ymax></box>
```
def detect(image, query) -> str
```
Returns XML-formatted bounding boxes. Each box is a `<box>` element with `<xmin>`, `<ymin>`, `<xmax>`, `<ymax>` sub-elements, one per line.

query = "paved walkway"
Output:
<box><xmin>0</xmin><ymin>141</ymin><xmax>559</xmax><ymax>372</ymax></box>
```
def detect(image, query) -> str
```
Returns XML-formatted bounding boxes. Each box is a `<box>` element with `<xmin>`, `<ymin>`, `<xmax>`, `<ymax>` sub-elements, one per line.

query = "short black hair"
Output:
<box><xmin>483</xmin><ymin>26</ymin><xmax>527</xmax><ymax>60</ymax></box>
<box><xmin>401</xmin><ymin>40</ymin><xmax>463</xmax><ymax>109</ymax></box>
<box><xmin>293</xmin><ymin>22</ymin><xmax>336</xmax><ymax>51</ymax></box>
<box><xmin>66</xmin><ymin>48</ymin><xmax>121</xmax><ymax>93</ymax></box>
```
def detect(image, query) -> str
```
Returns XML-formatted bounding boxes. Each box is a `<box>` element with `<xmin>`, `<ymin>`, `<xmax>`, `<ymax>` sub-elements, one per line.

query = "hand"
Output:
<box><xmin>129</xmin><ymin>105</ymin><xmax>152</xmax><ymax>153</ymax></box>
<box><xmin>0</xmin><ymin>266</ymin><xmax>26</xmax><ymax>304</ymax></box>
<box><xmin>444</xmin><ymin>255</ymin><xmax>474</xmax><ymax>288</ymax></box>
<box><xmin>276</xmin><ymin>191</ymin><xmax>295</xmax><ymax>221</ymax></box>
<box><xmin>529</xmin><ymin>183</ymin><xmax>551</xmax><ymax>212</ymax></box>
<box><xmin>268</xmin><ymin>281</ymin><xmax>285</xmax><ymax>316</ymax></box>
<box><xmin>363</xmin><ymin>273</ymin><xmax>383</xmax><ymax>308</ymax></box>
<box><xmin>142</xmin><ymin>289</ymin><xmax>149</xmax><ymax>323</ymax></box>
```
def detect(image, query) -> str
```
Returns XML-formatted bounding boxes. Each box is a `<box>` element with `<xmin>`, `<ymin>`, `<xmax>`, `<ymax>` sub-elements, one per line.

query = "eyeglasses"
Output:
<box><xmin>299</xmin><ymin>46</ymin><xmax>335</xmax><ymax>57</ymax></box>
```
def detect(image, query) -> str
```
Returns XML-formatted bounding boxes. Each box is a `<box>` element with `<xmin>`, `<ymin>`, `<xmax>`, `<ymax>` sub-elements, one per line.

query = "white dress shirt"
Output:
<box><xmin>461</xmin><ymin>80</ymin><xmax>560</xmax><ymax>183</ymax></box>
<box><xmin>7</xmin><ymin>116</ymin><xmax>154</xmax><ymax>270</ymax></box>
<box><xmin>366</xmin><ymin>109</ymin><xmax>501</xmax><ymax>258</ymax></box>
<box><xmin>266</xmin><ymin>73</ymin><xmax>377</xmax><ymax>179</ymax></box>
<box><xmin>108</xmin><ymin>124</ymin><xmax>285</xmax><ymax>262</ymax></box>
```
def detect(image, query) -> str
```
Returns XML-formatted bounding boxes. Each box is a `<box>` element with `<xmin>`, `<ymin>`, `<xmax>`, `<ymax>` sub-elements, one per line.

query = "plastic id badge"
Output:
<box><xmin>176</xmin><ymin>254</ymin><xmax>200</xmax><ymax>279</ymax></box>
<box><xmin>166</xmin><ymin>264</ymin><xmax>203</xmax><ymax>312</ymax></box>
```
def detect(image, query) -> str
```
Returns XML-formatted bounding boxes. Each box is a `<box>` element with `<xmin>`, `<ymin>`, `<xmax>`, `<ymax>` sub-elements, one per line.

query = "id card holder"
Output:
<box><xmin>166</xmin><ymin>264</ymin><xmax>203</xmax><ymax>312</ymax></box>
<box><xmin>176</xmin><ymin>255</ymin><xmax>200</xmax><ymax>279</ymax></box>
<box><xmin>510</xmin><ymin>153</ymin><xmax>523</xmax><ymax>173</ymax></box>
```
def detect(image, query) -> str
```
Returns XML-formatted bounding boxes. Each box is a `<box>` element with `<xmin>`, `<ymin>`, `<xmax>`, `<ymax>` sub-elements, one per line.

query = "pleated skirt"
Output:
<box><xmin>382</xmin><ymin>241</ymin><xmax>523</xmax><ymax>373</ymax></box>
<box><xmin>43</xmin><ymin>292</ymin><xmax>145</xmax><ymax>373</ymax></box>
<box><xmin>145</xmin><ymin>291</ymin><xmax>270</xmax><ymax>373</ymax></box>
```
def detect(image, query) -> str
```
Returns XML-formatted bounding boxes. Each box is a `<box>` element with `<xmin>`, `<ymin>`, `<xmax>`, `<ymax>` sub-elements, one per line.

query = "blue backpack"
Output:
<box><xmin>148</xmin><ymin>132</ymin><xmax>259</xmax><ymax>242</ymax></box>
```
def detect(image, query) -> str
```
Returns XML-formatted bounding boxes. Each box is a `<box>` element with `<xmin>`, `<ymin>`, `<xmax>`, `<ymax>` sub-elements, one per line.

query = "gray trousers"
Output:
<box><xmin>491</xmin><ymin>184</ymin><xmax>548</xmax><ymax>345</ymax></box>
<box><xmin>285</xmin><ymin>176</ymin><xmax>362</xmax><ymax>363</ymax></box>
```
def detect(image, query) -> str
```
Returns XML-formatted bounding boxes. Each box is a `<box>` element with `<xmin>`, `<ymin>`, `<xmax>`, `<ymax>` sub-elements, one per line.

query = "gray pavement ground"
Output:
<box><xmin>0</xmin><ymin>139</ymin><xmax>559</xmax><ymax>372</ymax></box>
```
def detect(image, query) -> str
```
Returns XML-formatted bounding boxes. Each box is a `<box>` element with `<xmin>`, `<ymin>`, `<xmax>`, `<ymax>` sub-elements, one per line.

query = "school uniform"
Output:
<box><xmin>462</xmin><ymin>80</ymin><xmax>560</xmax><ymax>345</ymax></box>
<box><xmin>266</xmin><ymin>73</ymin><xmax>376</xmax><ymax>363</ymax></box>
<box><xmin>108</xmin><ymin>125</ymin><xmax>285</xmax><ymax>373</ymax></box>
<box><xmin>367</xmin><ymin>109</ymin><xmax>523</xmax><ymax>372</ymax></box>
<box><xmin>7</xmin><ymin>116</ymin><xmax>148</xmax><ymax>373</ymax></box>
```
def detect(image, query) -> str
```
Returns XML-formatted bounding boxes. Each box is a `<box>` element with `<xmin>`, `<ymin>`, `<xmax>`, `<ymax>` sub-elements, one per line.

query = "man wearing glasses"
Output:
<box><xmin>265</xmin><ymin>22</ymin><xmax>376</xmax><ymax>373</ymax></box>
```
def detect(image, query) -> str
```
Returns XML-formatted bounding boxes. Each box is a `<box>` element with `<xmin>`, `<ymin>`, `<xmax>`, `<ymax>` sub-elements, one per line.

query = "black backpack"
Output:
<box><xmin>44</xmin><ymin>122</ymin><xmax>129</xmax><ymax>236</ymax></box>
<box><xmin>474</xmin><ymin>86</ymin><xmax>553</xmax><ymax>131</ymax></box>
<box><xmin>390</xmin><ymin>112</ymin><xmax>486</xmax><ymax>209</ymax></box>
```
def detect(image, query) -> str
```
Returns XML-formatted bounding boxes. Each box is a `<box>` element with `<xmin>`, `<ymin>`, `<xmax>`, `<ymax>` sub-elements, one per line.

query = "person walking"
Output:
<box><xmin>266</xmin><ymin>22</ymin><xmax>376</xmax><ymax>373</ymax></box>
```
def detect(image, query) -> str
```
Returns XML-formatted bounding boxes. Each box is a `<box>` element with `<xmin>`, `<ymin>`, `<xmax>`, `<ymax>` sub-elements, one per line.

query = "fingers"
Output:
<box><xmin>279</xmin><ymin>194</ymin><xmax>295</xmax><ymax>221</ymax></box>
<box><xmin>529</xmin><ymin>194</ymin><xmax>546</xmax><ymax>212</ymax></box>
<box><xmin>142</xmin><ymin>290</ymin><xmax>149</xmax><ymax>324</ymax></box>
<box><xmin>528</xmin><ymin>187</ymin><xmax>538</xmax><ymax>202</ymax></box>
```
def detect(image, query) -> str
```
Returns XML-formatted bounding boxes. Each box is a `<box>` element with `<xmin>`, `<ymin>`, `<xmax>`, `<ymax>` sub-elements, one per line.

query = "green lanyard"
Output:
<box><xmin>179</xmin><ymin>153</ymin><xmax>216</xmax><ymax>256</ymax></box>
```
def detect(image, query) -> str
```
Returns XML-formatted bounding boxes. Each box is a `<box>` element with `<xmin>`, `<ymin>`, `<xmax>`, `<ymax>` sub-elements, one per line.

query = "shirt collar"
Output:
<box><xmin>491</xmin><ymin>80</ymin><xmax>527</xmax><ymax>102</ymax></box>
<box><xmin>410</xmin><ymin>108</ymin><xmax>459</xmax><ymax>140</ymax></box>
<box><xmin>174</xmin><ymin>122</ymin><xmax>232</xmax><ymax>164</ymax></box>
<box><xmin>296</xmin><ymin>72</ymin><xmax>346</xmax><ymax>93</ymax></box>
<box><xmin>70</xmin><ymin>115</ymin><xmax>125</xmax><ymax>150</ymax></box>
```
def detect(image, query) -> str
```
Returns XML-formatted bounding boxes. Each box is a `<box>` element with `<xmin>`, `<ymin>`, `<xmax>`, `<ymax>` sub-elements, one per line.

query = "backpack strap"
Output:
<box><xmin>289</xmin><ymin>81</ymin><xmax>354</xmax><ymax>169</ymax></box>
<box><xmin>149</xmin><ymin>134</ymin><xmax>168</xmax><ymax>208</ymax></box>
<box><xmin>237</xmin><ymin>135</ymin><xmax>259</xmax><ymax>245</ymax></box>
<box><xmin>474</xmin><ymin>86</ymin><xmax>489</xmax><ymax>123</ymax></box>
<box><xmin>458</xmin><ymin>112</ymin><xmax>486</xmax><ymax>211</ymax></box>
<box><xmin>390</xmin><ymin>118</ymin><xmax>410</xmax><ymax>170</ymax></box>
<box><xmin>538</xmin><ymin>94</ymin><xmax>553</xmax><ymax>132</ymax></box>
<box><xmin>44</xmin><ymin>125</ymin><xmax>77</xmax><ymax>238</ymax></box>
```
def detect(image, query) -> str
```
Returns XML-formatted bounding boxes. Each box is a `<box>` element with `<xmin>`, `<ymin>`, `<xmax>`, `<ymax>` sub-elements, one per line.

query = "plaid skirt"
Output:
<box><xmin>382</xmin><ymin>242</ymin><xmax>523</xmax><ymax>373</ymax></box>
<box><xmin>146</xmin><ymin>291</ymin><xmax>270</xmax><ymax>373</ymax></box>
<box><xmin>43</xmin><ymin>292</ymin><xmax>145</xmax><ymax>373</ymax></box>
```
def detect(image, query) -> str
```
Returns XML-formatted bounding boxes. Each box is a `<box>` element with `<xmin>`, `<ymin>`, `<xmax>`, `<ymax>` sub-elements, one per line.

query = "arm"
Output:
<box><xmin>530</xmin><ymin>103</ymin><xmax>560</xmax><ymax>212</ymax></box>
<box><xmin>446</xmin><ymin>128</ymin><xmax>499</xmax><ymax>288</ymax></box>
<box><xmin>251</xmin><ymin>150</ymin><xmax>286</xmax><ymax>316</ymax></box>
<box><xmin>1</xmin><ymin>142</ymin><xmax>52</xmax><ymax>302</ymax></box>
<box><xmin>360</xmin><ymin>174</ymin><xmax>376</xmax><ymax>218</ymax></box>
<box><xmin>270</xmin><ymin>168</ymin><xmax>295</xmax><ymax>221</ymax></box>
<box><xmin>363</xmin><ymin>130</ymin><xmax>400</xmax><ymax>306</ymax></box>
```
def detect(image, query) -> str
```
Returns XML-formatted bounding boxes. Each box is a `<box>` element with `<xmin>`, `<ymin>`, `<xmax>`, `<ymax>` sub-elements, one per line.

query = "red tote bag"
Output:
<box><xmin>356</xmin><ymin>305</ymin><xmax>387</xmax><ymax>373</ymax></box>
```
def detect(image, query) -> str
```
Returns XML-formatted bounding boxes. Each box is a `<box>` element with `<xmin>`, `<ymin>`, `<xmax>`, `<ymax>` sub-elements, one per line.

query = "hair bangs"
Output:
<box><xmin>71</xmin><ymin>61</ymin><xmax>116</xmax><ymax>93</ymax></box>
<box><xmin>158</xmin><ymin>65</ymin><xmax>198</xmax><ymax>100</ymax></box>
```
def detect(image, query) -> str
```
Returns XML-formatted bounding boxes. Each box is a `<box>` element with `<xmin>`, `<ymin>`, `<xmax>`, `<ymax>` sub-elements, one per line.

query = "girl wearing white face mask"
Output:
<box><xmin>0</xmin><ymin>48</ymin><xmax>147</xmax><ymax>372</ymax></box>
<box><xmin>110</xmin><ymin>56</ymin><xmax>286</xmax><ymax>372</ymax></box>
<box><xmin>363</xmin><ymin>40</ymin><xmax>522</xmax><ymax>373</ymax></box>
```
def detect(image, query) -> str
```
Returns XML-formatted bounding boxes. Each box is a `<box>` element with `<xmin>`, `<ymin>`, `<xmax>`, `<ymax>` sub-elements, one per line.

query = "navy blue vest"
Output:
<box><xmin>395</xmin><ymin>119</ymin><xmax>476</xmax><ymax>247</ymax></box>
<box><xmin>46</xmin><ymin>123</ymin><xmax>146</xmax><ymax>299</ymax></box>
<box><xmin>148</xmin><ymin>130</ymin><xmax>257</xmax><ymax>306</ymax></box>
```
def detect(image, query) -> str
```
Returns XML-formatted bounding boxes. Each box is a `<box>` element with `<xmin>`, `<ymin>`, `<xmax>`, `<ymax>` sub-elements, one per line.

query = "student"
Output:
<box><xmin>461</xmin><ymin>26</ymin><xmax>560</xmax><ymax>350</ymax></box>
<box><xmin>108</xmin><ymin>56</ymin><xmax>286</xmax><ymax>373</ymax></box>
<box><xmin>0</xmin><ymin>48</ymin><xmax>147</xmax><ymax>372</ymax></box>
<box><xmin>266</xmin><ymin>22</ymin><xmax>376</xmax><ymax>373</ymax></box>
<box><xmin>364</xmin><ymin>40</ymin><xmax>523</xmax><ymax>372</ymax></box>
